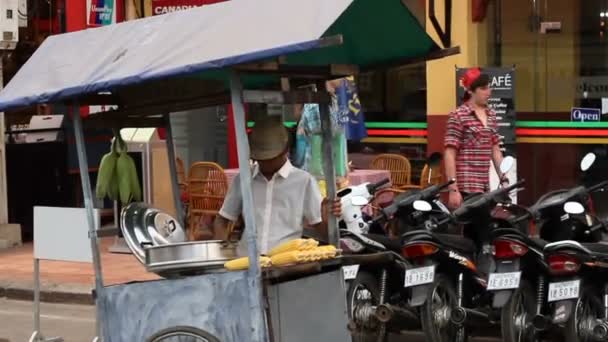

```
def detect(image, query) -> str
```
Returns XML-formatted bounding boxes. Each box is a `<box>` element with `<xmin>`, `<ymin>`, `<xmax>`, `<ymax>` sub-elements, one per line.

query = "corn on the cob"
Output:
<box><xmin>303</xmin><ymin>239</ymin><xmax>319</xmax><ymax>250</ymax></box>
<box><xmin>270</xmin><ymin>250</ymin><xmax>306</xmax><ymax>266</ymax></box>
<box><xmin>315</xmin><ymin>245</ymin><xmax>338</xmax><ymax>259</ymax></box>
<box><xmin>224</xmin><ymin>256</ymin><xmax>272</xmax><ymax>270</ymax></box>
<box><xmin>268</xmin><ymin>239</ymin><xmax>318</xmax><ymax>256</ymax></box>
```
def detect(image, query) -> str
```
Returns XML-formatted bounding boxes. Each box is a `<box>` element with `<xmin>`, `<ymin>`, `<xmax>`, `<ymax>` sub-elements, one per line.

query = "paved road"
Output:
<box><xmin>0</xmin><ymin>298</ymin><xmax>501</xmax><ymax>342</ymax></box>
<box><xmin>0</xmin><ymin>298</ymin><xmax>96</xmax><ymax>341</ymax></box>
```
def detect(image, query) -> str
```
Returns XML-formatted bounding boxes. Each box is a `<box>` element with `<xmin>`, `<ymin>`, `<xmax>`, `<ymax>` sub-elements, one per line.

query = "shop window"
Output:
<box><xmin>490</xmin><ymin>0</ymin><xmax>608</xmax><ymax>205</ymax></box>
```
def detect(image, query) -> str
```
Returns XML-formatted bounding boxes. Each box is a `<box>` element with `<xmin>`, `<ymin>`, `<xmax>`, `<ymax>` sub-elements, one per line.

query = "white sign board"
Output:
<box><xmin>34</xmin><ymin>207</ymin><xmax>98</xmax><ymax>263</ymax></box>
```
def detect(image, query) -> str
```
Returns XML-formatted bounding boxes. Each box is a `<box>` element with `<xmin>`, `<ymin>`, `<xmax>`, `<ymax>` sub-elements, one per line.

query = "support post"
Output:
<box><xmin>163</xmin><ymin>114</ymin><xmax>184</xmax><ymax>226</ymax></box>
<box><xmin>29</xmin><ymin>259</ymin><xmax>65</xmax><ymax>342</ymax></box>
<box><xmin>71</xmin><ymin>105</ymin><xmax>104</xmax><ymax>340</ymax></box>
<box><xmin>229</xmin><ymin>70</ymin><xmax>268</xmax><ymax>342</ymax></box>
<box><xmin>318</xmin><ymin>86</ymin><xmax>339</xmax><ymax>247</ymax></box>
<box><xmin>0</xmin><ymin>56</ymin><xmax>8</xmax><ymax>225</ymax></box>
<box><xmin>33</xmin><ymin>258</ymin><xmax>40</xmax><ymax>334</ymax></box>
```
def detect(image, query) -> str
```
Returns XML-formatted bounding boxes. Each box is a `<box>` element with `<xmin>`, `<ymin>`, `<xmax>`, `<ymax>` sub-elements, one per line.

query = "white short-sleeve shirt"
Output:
<box><xmin>219</xmin><ymin>160</ymin><xmax>323</xmax><ymax>256</ymax></box>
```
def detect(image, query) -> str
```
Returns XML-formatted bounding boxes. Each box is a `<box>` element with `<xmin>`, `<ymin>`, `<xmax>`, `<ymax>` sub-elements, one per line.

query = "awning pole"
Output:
<box><xmin>163</xmin><ymin>114</ymin><xmax>184</xmax><ymax>226</ymax></box>
<box><xmin>71</xmin><ymin>104</ymin><xmax>104</xmax><ymax>339</ymax></box>
<box><xmin>229</xmin><ymin>70</ymin><xmax>268</xmax><ymax>342</ymax></box>
<box><xmin>318</xmin><ymin>86</ymin><xmax>339</xmax><ymax>247</ymax></box>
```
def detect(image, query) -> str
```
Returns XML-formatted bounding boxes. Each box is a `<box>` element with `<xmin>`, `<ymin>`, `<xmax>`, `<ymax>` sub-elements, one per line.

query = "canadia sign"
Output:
<box><xmin>152</xmin><ymin>0</ymin><xmax>227</xmax><ymax>15</ymax></box>
<box><xmin>87</xmin><ymin>0</ymin><xmax>116</xmax><ymax>27</ymax></box>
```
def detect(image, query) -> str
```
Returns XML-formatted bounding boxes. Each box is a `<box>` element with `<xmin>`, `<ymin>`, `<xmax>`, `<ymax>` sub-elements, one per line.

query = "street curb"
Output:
<box><xmin>0</xmin><ymin>280</ymin><xmax>94</xmax><ymax>305</ymax></box>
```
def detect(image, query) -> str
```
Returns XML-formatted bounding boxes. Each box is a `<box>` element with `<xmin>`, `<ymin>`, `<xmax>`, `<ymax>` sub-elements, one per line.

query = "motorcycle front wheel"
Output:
<box><xmin>501</xmin><ymin>279</ymin><xmax>539</xmax><ymax>342</ymax></box>
<box><xmin>420</xmin><ymin>274</ymin><xmax>468</xmax><ymax>342</ymax></box>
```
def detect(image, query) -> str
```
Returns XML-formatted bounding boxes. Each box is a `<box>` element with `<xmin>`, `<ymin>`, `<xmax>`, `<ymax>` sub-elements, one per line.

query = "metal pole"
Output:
<box><xmin>229</xmin><ymin>70</ymin><xmax>268</xmax><ymax>342</ymax></box>
<box><xmin>0</xmin><ymin>55</ymin><xmax>8</xmax><ymax>225</ymax></box>
<box><xmin>71</xmin><ymin>105</ymin><xmax>104</xmax><ymax>339</ymax></box>
<box><xmin>163</xmin><ymin>114</ymin><xmax>184</xmax><ymax>226</ymax></box>
<box><xmin>318</xmin><ymin>86</ymin><xmax>339</xmax><ymax>247</ymax></box>
<box><xmin>33</xmin><ymin>258</ymin><xmax>40</xmax><ymax>334</ymax></box>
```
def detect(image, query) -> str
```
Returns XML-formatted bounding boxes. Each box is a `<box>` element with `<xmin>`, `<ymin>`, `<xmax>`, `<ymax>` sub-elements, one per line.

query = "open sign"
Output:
<box><xmin>571</xmin><ymin>107</ymin><xmax>601</xmax><ymax>122</ymax></box>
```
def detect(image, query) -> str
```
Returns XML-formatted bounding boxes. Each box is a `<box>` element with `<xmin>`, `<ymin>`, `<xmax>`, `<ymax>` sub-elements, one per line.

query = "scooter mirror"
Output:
<box><xmin>580</xmin><ymin>153</ymin><xmax>596</xmax><ymax>172</ymax></box>
<box><xmin>499</xmin><ymin>156</ymin><xmax>515</xmax><ymax>174</ymax></box>
<box><xmin>413</xmin><ymin>200</ymin><xmax>433</xmax><ymax>212</ymax></box>
<box><xmin>427</xmin><ymin>152</ymin><xmax>443</xmax><ymax>167</ymax></box>
<box><xmin>564</xmin><ymin>201</ymin><xmax>585</xmax><ymax>215</ymax></box>
<box><xmin>351</xmin><ymin>196</ymin><xmax>369</xmax><ymax>206</ymax></box>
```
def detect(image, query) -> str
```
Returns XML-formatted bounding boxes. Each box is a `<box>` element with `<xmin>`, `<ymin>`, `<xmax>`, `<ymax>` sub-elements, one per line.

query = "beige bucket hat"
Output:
<box><xmin>249</xmin><ymin>119</ymin><xmax>289</xmax><ymax>161</ymax></box>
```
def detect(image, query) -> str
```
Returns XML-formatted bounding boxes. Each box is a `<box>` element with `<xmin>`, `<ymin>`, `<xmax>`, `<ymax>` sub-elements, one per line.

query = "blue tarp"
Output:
<box><xmin>0</xmin><ymin>0</ymin><xmax>441</xmax><ymax>112</ymax></box>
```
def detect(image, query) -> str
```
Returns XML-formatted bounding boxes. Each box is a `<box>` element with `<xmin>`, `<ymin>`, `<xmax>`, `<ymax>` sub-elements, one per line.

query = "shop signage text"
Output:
<box><xmin>571</xmin><ymin>107</ymin><xmax>601</xmax><ymax>122</ymax></box>
<box><xmin>576</xmin><ymin>77</ymin><xmax>608</xmax><ymax>99</ymax></box>
<box><xmin>152</xmin><ymin>0</ymin><xmax>227</xmax><ymax>15</ymax></box>
<box><xmin>489</xmin><ymin>74</ymin><xmax>512</xmax><ymax>90</ymax></box>
<box><xmin>87</xmin><ymin>0</ymin><xmax>116</xmax><ymax>27</ymax></box>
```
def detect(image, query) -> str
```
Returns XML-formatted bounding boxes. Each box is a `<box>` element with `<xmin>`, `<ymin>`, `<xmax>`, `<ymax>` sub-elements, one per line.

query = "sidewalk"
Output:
<box><xmin>0</xmin><ymin>238</ymin><xmax>159</xmax><ymax>305</ymax></box>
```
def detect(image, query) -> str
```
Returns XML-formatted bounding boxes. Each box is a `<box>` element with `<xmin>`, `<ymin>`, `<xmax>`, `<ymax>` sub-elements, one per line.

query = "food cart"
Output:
<box><xmin>0</xmin><ymin>0</ymin><xmax>458</xmax><ymax>340</ymax></box>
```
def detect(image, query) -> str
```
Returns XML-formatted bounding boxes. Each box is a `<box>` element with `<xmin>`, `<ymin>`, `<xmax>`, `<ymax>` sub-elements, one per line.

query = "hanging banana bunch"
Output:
<box><xmin>95</xmin><ymin>130</ymin><xmax>142</xmax><ymax>204</ymax></box>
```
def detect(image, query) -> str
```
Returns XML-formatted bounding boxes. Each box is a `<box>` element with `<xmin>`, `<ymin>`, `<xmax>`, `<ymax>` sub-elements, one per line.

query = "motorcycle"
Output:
<box><xmin>340</xmin><ymin>153</ymin><xmax>450</xmax><ymax>341</ymax></box>
<box><xmin>542</xmin><ymin>206</ymin><xmax>608</xmax><ymax>341</ymax></box>
<box><xmin>490</xmin><ymin>152</ymin><xmax>608</xmax><ymax>341</ymax></box>
<box><xmin>400</xmin><ymin>157</ymin><xmax>525</xmax><ymax>342</ymax></box>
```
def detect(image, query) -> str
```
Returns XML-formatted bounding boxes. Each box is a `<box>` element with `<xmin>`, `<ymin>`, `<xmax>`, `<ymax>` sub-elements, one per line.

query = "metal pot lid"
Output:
<box><xmin>150</xmin><ymin>211</ymin><xmax>185</xmax><ymax>243</ymax></box>
<box><xmin>120</xmin><ymin>202</ymin><xmax>186</xmax><ymax>264</ymax></box>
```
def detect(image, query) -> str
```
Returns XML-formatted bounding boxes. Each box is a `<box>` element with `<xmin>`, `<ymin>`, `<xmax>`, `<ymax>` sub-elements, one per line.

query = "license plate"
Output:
<box><xmin>342</xmin><ymin>265</ymin><xmax>360</xmax><ymax>280</ymax></box>
<box><xmin>548</xmin><ymin>280</ymin><xmax>580</xmax><ymax>302</ymax></box>
<box><xmin>487</xmin><ymin>272</ymin><xmax>521</xmax><ymax>291</ymax></box>
<box><xmin>404</xmin><ymin>266</ymin><xmax>435</xmax><ymax>288</ymax></box>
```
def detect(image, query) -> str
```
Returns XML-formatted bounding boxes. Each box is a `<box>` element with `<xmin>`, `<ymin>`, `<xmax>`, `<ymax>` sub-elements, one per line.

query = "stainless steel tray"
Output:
<box><xmin>145</xmin><ymin>240</ymin><xmax>238</xmax><ymax>278</ymax></box>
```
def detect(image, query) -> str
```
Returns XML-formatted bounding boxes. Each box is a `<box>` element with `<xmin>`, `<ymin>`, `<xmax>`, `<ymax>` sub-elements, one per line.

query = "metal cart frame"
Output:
<box><xmin>0</xmin><ymin>1</ymin><xmax>459</xmax><ymax>340</ymax></box>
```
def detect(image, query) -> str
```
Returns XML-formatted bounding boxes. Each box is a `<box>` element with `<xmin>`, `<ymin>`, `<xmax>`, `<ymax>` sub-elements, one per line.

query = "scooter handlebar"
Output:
<box><xmin>588</xmin><ymin>180</ymin><xmax>608</xmax><ymax>193</ymax></box>
<box><xmin>452</xmin><ymin>179</ymin><xmax>526</xmax><ymax>217</ymax></box>
<box><xmin>367</xmin><ymin>178</ymin><xmax>391</xmax><ymax>194</ymax></box>
<box><xmin>420</xmin><ymin>178</ymin><xmax>456</xmax><ymax>199</ymax></box>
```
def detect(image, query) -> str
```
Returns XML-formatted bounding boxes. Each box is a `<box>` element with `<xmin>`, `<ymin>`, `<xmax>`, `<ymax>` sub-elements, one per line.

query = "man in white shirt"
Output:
<box><xmin>214</xmin><ymin>119</ymin><xmax>341</xmax><ymax>256</ymax></box>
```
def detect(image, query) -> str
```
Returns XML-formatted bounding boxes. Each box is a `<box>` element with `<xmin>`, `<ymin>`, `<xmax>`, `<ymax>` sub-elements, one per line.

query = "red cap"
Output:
<box><xmin>460</xmin><ymin>67</ymin><xmax>482</xmax><ymax>90</ymax></box>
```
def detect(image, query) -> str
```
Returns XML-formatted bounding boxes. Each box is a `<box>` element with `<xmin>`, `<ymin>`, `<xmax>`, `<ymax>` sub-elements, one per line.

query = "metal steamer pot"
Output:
<box><xmin>120</xmin><ymin>203</ymin><xmax>237</xmax><ymax>278</ymax></box>
<box><xmin>145</xmin><ymin>240</ymin><xmax>238</xmax><ymax>278</ymax></box>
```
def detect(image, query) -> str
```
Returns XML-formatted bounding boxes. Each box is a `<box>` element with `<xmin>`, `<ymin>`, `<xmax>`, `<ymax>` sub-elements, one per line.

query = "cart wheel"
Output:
<box><xmin>147</xmin><ymin>326</ymin><xmax>220</xmax><ymax>342</ymax></box>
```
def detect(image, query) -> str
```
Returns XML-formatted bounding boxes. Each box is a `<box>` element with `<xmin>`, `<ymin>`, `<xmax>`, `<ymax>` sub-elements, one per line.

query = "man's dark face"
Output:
<box><xmin>256</xmin><ymin>150</ymin><xmax>288</xmax><ymax>176</ymax></box>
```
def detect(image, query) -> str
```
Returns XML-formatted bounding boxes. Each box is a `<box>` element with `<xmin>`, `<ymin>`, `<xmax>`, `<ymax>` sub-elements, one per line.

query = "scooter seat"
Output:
<box><xmin>434</xmin><ymin>233</ymin><xmax>476</xmax><ymax>255</ymax></box>
<box><xmin>363</xmin><ymin>233</ymin><xmax>402</xmax><ymax>252</ymax></box>
<box><xmin>581</xmin><ymin>242</ymin><xmax>608</xmax><ymax>255</ymax></box>
<box><xmin>530</xmin><ymin>238</ymin><xmax>548</xmax><ymax>248</ymax></box>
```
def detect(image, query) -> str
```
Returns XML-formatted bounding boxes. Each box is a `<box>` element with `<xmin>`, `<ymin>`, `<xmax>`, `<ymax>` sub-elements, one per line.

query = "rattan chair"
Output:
<box><xmin>371</xmin><ymin>154</ymin><xmax>412</xmax><ymax>189</ymax></box>
<box><xmin>187</xmin><ymin>162</ymin><xmax>228</xmax><ymax>240</ymax></box>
